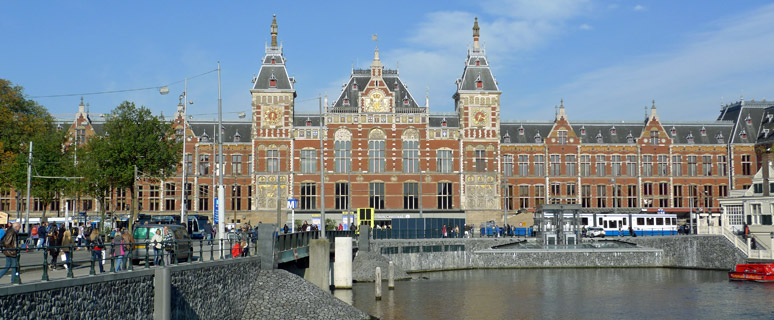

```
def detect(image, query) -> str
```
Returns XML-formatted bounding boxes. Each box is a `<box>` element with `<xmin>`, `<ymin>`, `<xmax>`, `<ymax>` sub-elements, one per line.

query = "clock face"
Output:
<box><xmin>264</xmin><ymin>107</ymin><xmax>282</xmax><ymax>126</ymax></box>
<box><xmin>472</xmin><ymin>109</ymin><xmax>487</xmax><ymax>126</ymax></box>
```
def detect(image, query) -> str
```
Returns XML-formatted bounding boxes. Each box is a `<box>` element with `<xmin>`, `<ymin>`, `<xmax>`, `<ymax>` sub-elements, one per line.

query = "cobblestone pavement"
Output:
<box><xmin>241</xmin><ymin>270</ymin><xmax>372</xmax><ymax>320</ymax></box>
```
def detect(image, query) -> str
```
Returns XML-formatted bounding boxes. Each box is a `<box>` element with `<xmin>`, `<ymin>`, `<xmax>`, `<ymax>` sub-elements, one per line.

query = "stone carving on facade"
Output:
<box><xmin>255</xmin><ymin>175</ymin><xmax>287</xmax><ymax>209</ymax></box>
<box><xmin>463</xmin><ymin>173</ymin><xmax>499</xmax><ymax>210</ymax></box>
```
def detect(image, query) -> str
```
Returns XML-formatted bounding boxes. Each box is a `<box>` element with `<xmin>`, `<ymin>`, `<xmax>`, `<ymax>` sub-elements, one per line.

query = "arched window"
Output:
<box><xmin>334</xmin><ymin>129</ymin><xmax>352</xmax><ymax>173</ymax></box>
<box><xmin>368</xmin><ymin>129</ymin><xmax>386</xmax><ymax>173</ymax></box>
<box><xmin>402</xmin><ymin>129</ymin><xmax>419</xmax><ymax>173</ymax></box>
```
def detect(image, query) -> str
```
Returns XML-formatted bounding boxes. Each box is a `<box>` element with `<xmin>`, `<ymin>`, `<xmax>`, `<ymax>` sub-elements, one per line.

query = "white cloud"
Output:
<box><xmin>580</xmin><ymin>23</ymin><xmax>593</xmax><ymax>30</ymax></box>
<box><xmin>524</xmin><ymin>4</ymin><xmax>774</xmax><ymax>121</ymax></box>
<box><xmin>480</xmin><ymin>0</ymin><xmax>591</xmax><ymax>20</ymax></box>
<box><xmin>633</xmin><ymin>5</ymin><xmax>645</xmax><ymax>11</ymax></box>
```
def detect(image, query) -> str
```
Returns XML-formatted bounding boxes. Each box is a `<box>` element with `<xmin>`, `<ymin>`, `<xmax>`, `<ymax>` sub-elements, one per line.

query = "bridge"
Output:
<box><xmin>274</xmin><ymin>230</ymin><xmax>356</xmax><ymax>264</ymax></box>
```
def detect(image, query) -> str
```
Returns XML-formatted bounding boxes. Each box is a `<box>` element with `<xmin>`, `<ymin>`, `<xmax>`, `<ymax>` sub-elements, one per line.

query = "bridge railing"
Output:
<box><xmin>275</xmin><ymin>230</ymin><xmax>356</xmax><ymax>252</ymax></box>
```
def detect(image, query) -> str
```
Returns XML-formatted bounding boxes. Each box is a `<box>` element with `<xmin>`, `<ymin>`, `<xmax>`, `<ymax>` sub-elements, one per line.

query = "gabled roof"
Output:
<box><xmin>329</xmin><ymin>68</ymin><xmax>423</xmax><ymax>112</ymax></box>
<box><xmin>429</xmin><ymin>113</ymin><xmax>459</xmax><ymax>128</ymax></box>
<box><xmin>190</xmin><ymin>121</ymin><xmax>252</xmax><ymax>143</ymax></box>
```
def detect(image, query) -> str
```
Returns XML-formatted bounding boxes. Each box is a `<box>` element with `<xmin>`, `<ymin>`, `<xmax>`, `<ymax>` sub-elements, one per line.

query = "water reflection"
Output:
<box><xmin>351</xmin><ymin>269</ymin><xmax>774</xmax><ymax>320</ymax></box>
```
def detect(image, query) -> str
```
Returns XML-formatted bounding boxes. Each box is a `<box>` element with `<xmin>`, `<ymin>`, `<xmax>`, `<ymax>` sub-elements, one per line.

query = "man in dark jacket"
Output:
<box><xmin>37</xmin><ymin>221</ymin><xmax>48</xmax><ymax>249</ymax></box>
<box><xmin>0</xmin><ymin>222</ymin><xmax>21</xmax><ymax>283</ymax></box>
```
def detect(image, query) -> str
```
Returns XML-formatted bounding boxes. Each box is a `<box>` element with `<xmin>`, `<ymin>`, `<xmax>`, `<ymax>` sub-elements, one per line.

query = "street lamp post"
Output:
<box><xmin>180</xmin><ymin>78</ymin><xmax>189</xmax><ymax>224</ymax></box>
<box><xmin>319</xmin><ymin>95</ymin><xmax>326</xmax><ymax>238</ymax></box>
<box><xmin>217</xmin><ymin>62</ymin><xmax>225</xmax><ymax>241</ymax></box>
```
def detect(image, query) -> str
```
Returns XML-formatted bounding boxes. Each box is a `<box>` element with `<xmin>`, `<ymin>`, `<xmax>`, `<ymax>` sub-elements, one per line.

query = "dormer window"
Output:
<box><xmin>394</xmin><ymin>81</ymin><xmax>399</xmax><ymax>90</ymax></box>
<box><xmin>534</xmin><ymin>133</ymin><xmax>542</xmax><ymax>143</ymax></box>
<box><xmin>767</xmin><ymin>114</ymin><xmax>774</xmax><ymax>123</ymax></box>
<box><xmin>745</xmin><ymin>114</ymin><xmax>752</xmax><ymax>125</ymax></box>
<box><xmin>686</xmin><ymin>133</ymin><xmax>694</xmax><ymax>144</ymax></box>
<box><xmin>442</xmin><ymin>118</ymin><xmax>447</xmax><ymax>127</ymax></box>
<box><xmin>475</xmin><ymin>58</ymin><xmax>480</xmax><ymax>66</ymax></box>
<box><xmin>580</xmin><ymin>126</ymin><xmax>586</xmax><ymax>136</ymax></box>
<box><xmin>403</xmin><ymin>93</ymin><xmax>409</xmax><ymax>106</ymax></box>
<box><xmin>343</xmin><ymin>93</ymin><xmax>350</xmax><ymax>106</ymax></box>
<box><xmin>475</xmin><ymin>75</ymin><xmax>483</xmax><ymax>89</ymax></box>
<box><xmin>626</xmin><ymin>132</ymin><xmax>634</xmax><ymax>144</ymax></box>
<box><xmin>670</xmin><ymin>127</ymin><xmax>677</xmax><ymax>136</ymax></box>
<box><xmin>740</xmin><ymin>129</ymin><xmax>747</xmax><ymax>139</ymax></box>
<box><xmin>518</xmin><ymin>125</ymin><xmax>525</xmax><ymax>135</ymax></box>
<box><xmin>269</xmin><ymin>73</ymin><xmax>277</xmax><ymax>88</ymax></box>
<box><xmin>200</xmin><ymin>131</ymin><xmax>209</xmax><ymax>143</ymax></box>
<box><xmin>610</xmin><ymin>126</ymin><xmax>616</xmax><ymax>135</ymax></box>
<box><xmin>306</xmin><ymin>117</ymin><xmax>312</xmax><ymax>126</ymax></box>
<box><xmin>596</xmin><ymin>131</ymin><xmax>603</xmax><ymax>143</ymax></box>
<box><xmin>716</xmin><ymin>133</ymin><xmax>724</xmax><ymax>143</ymax></box>
<box><xmin>271</xmin><ymin>58</ymin><xmax>276</xmax><ymax>64</ymax></box>
<box><xmin>352</xmin><ymin>82</ymin><xmax>358</xmax><ymax>90</ymax></box>
<box><xmin>233</xmin><ymin>130</ymin><xmax>241</xmax><ymax>142</ymax></box>
<box><xmin>503</xmin><ymin>132</ymin><xmax>511</xmax><ymax>143</ymax></box>
<box><xmin>700</xmin><ymin>126</ymin><xmax>706</xmax><ymax>136</ymax></box>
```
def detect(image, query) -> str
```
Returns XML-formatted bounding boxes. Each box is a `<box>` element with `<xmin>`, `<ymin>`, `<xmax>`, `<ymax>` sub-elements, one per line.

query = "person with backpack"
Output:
<box><xmin>0</xmin><ymin>223</ymin><xmax>21</xmax><ymax>283</ymax></box>
<box><xmin>87</xmin><ymin>228</ymin><xmax>105</xmax><ymax>273</ymax></box>
<box><xmin>48</xmin><ymin>224</ymin><xmax>60</xmax><ymax>270</ymax></box>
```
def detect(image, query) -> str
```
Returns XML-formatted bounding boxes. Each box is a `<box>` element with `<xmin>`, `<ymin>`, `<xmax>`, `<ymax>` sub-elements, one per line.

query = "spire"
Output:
<box><xmin>78</xmin><ymin>97</ymin><xmax>85</xmax><ymax>114</ymax></box>
<box><xmin>649</xmin><ymin>100</ymin><xmax>659</xmax><ymax>122</ymax></box>
<box><xmin>557</xmin><ymin>99</ymin><xmax>567</xmax><ymax>120</ymax></box>
<box><xmin>473</xmin><ymin>17</ymin><xmax>480</xmax><ymax>50</ymax></box>
<box><xmin>370</xmin><ymin>34</ymin><xmax>382</xmax><ymax>75</ymax></box>
<box><xmin>270</xmin><ymin>14</ymin><xmax>278</xmax><ymax>47</ymax></box>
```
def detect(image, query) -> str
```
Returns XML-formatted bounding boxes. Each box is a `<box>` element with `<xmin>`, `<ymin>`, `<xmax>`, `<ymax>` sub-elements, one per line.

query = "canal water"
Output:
<box><xmin>339</xmin><ymin>268</ymin><xmax>774</xmax><ymax>320</ymax></box>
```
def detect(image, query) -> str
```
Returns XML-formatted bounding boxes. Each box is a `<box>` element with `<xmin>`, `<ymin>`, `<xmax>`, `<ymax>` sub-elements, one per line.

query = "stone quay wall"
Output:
<box><xmin>624</xmin><ymin>235</ymin><xmax>747</xmax><ymax>270</ymax></box>
<box><xmin>0</xmin><ymin>270</ymin><xmax>155</xmax><ymax>319</ymax></box>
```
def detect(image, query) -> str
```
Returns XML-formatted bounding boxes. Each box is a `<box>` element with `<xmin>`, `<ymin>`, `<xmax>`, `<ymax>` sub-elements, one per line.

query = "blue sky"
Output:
<box><xmin>2</xmin><ymin>1</ymin><xmax>773</xmax><ymax>122</ymax></box>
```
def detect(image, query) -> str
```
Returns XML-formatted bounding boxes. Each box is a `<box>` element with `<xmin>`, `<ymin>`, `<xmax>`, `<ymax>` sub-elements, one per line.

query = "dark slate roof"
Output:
<box><xmin>756</xmin><ymin>106</ymin><xmax>774</xmax><ymax>145</ymax></box>
<box><xmin>456</xmin><ymin>49</ymin><xmax>499</xmax><ymax>92</ymax></box>
<box><xmin>293</xmin><ymin>114</ymin><xmax>323</xmax><ymax>127</ymax></box>
<box><xmin>500</xmin><ymin>122</ymin><xmax>553</xmax><ymax>144</ymax></box>
<box><xmin>190</xmin><ymin>121</ymin><xmax>252</xmax><ymax>143</ymax></box>
<box><xmin>571</xmin><ymin>123</ymin><xmax>644</xmax><ymax>144</ymax></box>
<box><xmin>428</xmin><ymin>113</ymin><xmax>459</xmax><ymax>128</ymax></box>
<box><xmin>662</xmin><ymin>122</ymin><xmax>733</xmax><ymax>144</ymax></box>
<box><xmin>717</xmin><ymin>100</ymin><xmax>774</xmax><ymax>144</ymax></box>
<box><xmin>329</xmin><ymin>69</ymin><xmax>424</xmax><ymax>113</ymax></box>
<box><xmin>252</xmin><ymin>65</ymin><xmax>293</xmax><ymax>91</ymax></box>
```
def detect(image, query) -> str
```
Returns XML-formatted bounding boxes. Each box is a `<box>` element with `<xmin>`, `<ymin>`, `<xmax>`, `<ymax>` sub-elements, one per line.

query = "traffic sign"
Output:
<box><xmin>214</xmin><ymin>198</ymin><xmax>219</xmax><ymax>224</ymax></box>
<box><xmin>287</xmin><ymin>199</ymin><xmax>298</xmax><ymax>209</ymax></box>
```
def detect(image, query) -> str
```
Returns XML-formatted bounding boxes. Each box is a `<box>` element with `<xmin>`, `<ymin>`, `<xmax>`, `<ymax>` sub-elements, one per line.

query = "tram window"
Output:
<box><xmin>604</xmin><ymin>221</ymin><xmax>608</xmax><ymax>228</ymax></box>
<box><xmin>637</xmin><ymin>218</ymin><xmax>645</xmax><ymax>225</ymax></box>
<box><xmin>582</xmin><ymin>218</ymin><xmax>589</xmax><ymax>225</ymax></box>
<box><xmin>671</xmin><ymin>218</ymin><xmax>676</xmax><ymax>225</ymax></box>
<box><xmin>599</xmin><ymin>218</ymin><xmax>603</xmax><ymax>225</ymax></box>
<box><xmin>647</xmin><ymin>218</ymin><xmax>654</xmax><ymax>225</ymax></box>
<box><xmin>623</xmin><ymin>218</ymin><xmax>627</xmax><ymax>226</ymax></box>
<box><xmin>610</xmin><ymin>221</ymin><xmax>617</xmax><ymax>228</ymax></box>
<box><xmin>656</xmin><ymin>218</ymin><xmax>663</xmax><ymax>225</ymax></box>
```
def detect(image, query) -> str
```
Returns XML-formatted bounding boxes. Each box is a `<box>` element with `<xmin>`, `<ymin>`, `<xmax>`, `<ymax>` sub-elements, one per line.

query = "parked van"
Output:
<box><xmin>131</xmin><ymin>224</ymin><xmax>193</xmax><ymax>264</ymax></box>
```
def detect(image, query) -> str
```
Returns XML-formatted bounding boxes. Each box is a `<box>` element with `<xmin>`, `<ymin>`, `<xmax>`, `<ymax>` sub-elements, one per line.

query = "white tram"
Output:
<box><xmin>543</xmin><ymin>212</ymin><xmax>678</xmax><ymax>236</ymax></box>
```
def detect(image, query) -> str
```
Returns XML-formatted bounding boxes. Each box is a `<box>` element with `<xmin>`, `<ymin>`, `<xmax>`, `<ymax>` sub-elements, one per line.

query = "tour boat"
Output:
<box><xmin>728</xmin><ymin>263</ymin><xmax>774</xmax><ymax>282</ymax></box>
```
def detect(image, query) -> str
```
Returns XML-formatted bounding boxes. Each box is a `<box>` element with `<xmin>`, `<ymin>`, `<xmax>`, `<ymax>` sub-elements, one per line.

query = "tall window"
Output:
<box><xmin>300</xmin><ymin>149</ymin><xmax>317</xmax><ymax>174</ymax></box>
<box><xmin>581</xmin><ymin>185</ymin><xmax>591</xmax><ymax>208</ymax></box>
<box><xmin>741</xmin><ymin>155</ymin><xmax>752</xmax><ymax>175</ymax></box>
<box><xmin>403</xmin><ymin>140</ymin><xmax>419</xmax><ymax>173</ymax></box>
<box><xmin>475</xmin><ymin>149</ymin><xmax>487</xmax><ymax>172</ymax></box>
<box><xmin>198</xmin><ymin>155</ymin><xmax>210</xmax><ymax>176</ymax></box>
<box><xmin>565</xmin><ymin>155</ymin><xmax>576</xmax><ymax>176</ymax></box>
<box><xmin>149</xmin><ymin>185</ymin><xmax>160</xmax><ymax>211</ymax></box>
<box><xmin>247</xmin><ymin>155</ymin><xmax>253</xmax><ymax>176</ymax></box>
<box><xmin>164</xmin><ymin>183</ymin><xmax>176</xmax><ymax>211</ymax></box>
<box><xmin>596</xmin><ymin>185</ymin><xmax>607</xmax><ymax>207</ymax></box>
<box><xmin>673</xmin><ymin>185</ymin><xmax>683</xmax><ymax>207</ymax></box>
<box><xmin>611</xmin><ymin>155</ymin><xmax>622</xmax><ymax>176</ymax></box>
<box><xmin>403</xmin><ymin>182</ymin><xmax>418</xmax><ymax>209</ymax></box>
<box><xmin>672</xmin><ymin>155</ymin><xmax>682</xmax><ymax>176</ymax></box>
<box><xmin>518</xmin><ymin>185</ymin><xmax>529</xmax><ymax>209</ymax></box>
<box><xmin>300</xmin><ymin>183</ymin><xmax>316</xmax><ymax>209</ymax></box>
<box><xmin>198</xmin><ymin>185</ymin><xmax>209</xmax><ymax>211</ymax></box>
<box><xmin>650</xmin><ymin>130</ymin><xmax>659</xmax><ymax>145</ymax></box>
<box><xmin>518</xmin><ymin>155</ymin><xmax>529</xmax><ymax>176</ymax></box>
<box><xmin>657</xmin><ymin>155</ymin><xmax>669</xmax><ymax>176</ymax></box>
<box><xmin>580</xmin><ymin>155</ymin><xmax>591</xmax><ymax>177</ymax></box>
<box><xmin>437</xmin><ymin>182</ymin><xmax>453</xmax><ymax>209</ymax></box>
<box><xmin>550</xmin><ymin>183</ymin><xmax>561</xmax><ymax>204</ymax></box>
<box><xmin>267</xmin><ymin>149</ymin><xmax>279</xmax><ymax>173</ymax></box>
<box><xmin>557</xmin><ymin>130</ymin><xmax>568</xmax><ymax>144</ymax></box>
<box><xmin>437</xmin><ymin>150</ymin><xmax>453</xmax><ymax>173</ymax></box>
<box><xmin>534</xmin><ymin>155</ymin><xmax>545</xmax><ymax>176</ymax></box>
<box><xmin>369</xmin><ymin>182</ymin><xmax>385</xmax><ymax>209</ymax></box>
<box><xmin>717</xmin><ymin>155</ymin><xmax>727</xmax><ymax>176</ymax></box>
<box><xmin>612</xmin><ymin>185</ymin><xmax>622</xmax><ymax>208</ymax></box>
<box><xmin>658</xmin><ymin>182</ymin><xmax>669</xmax><ymax>208</ymax></box>
<box><xmin>626</xmin><ymin>155</ymin><xmax>637</xmax><ymax>176</ymax></box>
<box><xmin>700</xmin><ymin>155</ymin><xmax>712</xmax><ymax>176</ymax></box>
<box><xmin>185</xmin><ymin>154</ymin><xmax>193</xmax><ymax>175</ymax></box>
<box><xmin>505</xmin><ymin>185</ymin><xmax>514</xmax><ymax>210</ymax></box>
<box><xmin>642</xmin><ymin>155</ymin><xmax>653</xmax><ymax>176</ymax></box>
<box><xmin>503</xmin><ymin>155</ymin><xmax>514</xmax><ymax>177</ymax></box>
<box><xmin>687</xmin><ymin>155</ymin><xmax>697</xmax><ymax>176</ymax></box>
<box><xmin>368</xmin><ymin>137</ymin><xmax>386</xmax><ymax>173</ymax></box>
<box><xmin>232</xmin><ymin>154</ymin><xmax>243</xmax><ymax>175</ymax></box>
<box><xmin>535</xmin><ymin>185</ymin><xmax>545</xmax><ymax>207</ymax></box>
<box><xmin>335</xmin><ymin>182</ymin><xmax>349</xmax><ymax>210</ymax></box>
<box><xmin>231</xmin><ymin>185</ymin><xmax>242</xmax><ymax>211</ymax></box>
<box><xmin>595</xmin><ymin>155</ymin><xmax>606</xmax><ymax>176</ymax></box>
<box><xmin>703</xmin><ymin>185</ymin><xmax>713</xmax><ymax>208</ymax></box>
<box><xmin>627</xmin><ymin>185</ymin><xmax>637</xmax><ymax>208</ymax></box>
<box><xmin>334</xmin><ymin>129</ymin><xmax>352</xmax><ymax>173</ymax></box>
<box><xmin>719</xmin><ymin>185</ymin><xmax>728</xmax><ymax>198</ymax></box>
<box><xmin>550</xmin><ymin>154</ymin><xmax>561</xmax><ymax>176</ymax></box>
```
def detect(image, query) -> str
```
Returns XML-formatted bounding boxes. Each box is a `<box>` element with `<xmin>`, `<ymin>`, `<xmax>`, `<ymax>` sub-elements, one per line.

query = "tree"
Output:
<box><xmin>11</xmin><ymin>126</ymin><xmax>73</xmax><ymax>221</ymax></box>
<box><xmin>82</xmin><ymin>101</ymin><xmax>181</xmax><ymax>224</ymax></box>
<box><xmin>78</xmin><ymin>136</ymin><xmax>116</xmax><ymax>232</ymax></box>
<box><xmin>0</xmin><ymin>79</ymin><xmax>53</xmax><ymax>190</ymax></box>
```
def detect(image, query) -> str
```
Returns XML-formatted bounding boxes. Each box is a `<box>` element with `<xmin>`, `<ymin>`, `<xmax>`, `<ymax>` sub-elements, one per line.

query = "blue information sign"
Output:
<box><xmin>214</xmin><ymin>198</ymin><xmax>219</xmax><ymax>224</ymax></box>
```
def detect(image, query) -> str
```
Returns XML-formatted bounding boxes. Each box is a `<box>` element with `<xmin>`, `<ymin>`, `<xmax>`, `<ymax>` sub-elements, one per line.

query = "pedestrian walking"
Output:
<box><xmin>121</xmin><ymin>228</ymin><xmax>135</xmax><ymax>270</ymax></box>
<box><xmin>111</xmin><ymin>230</ymin><xmax>125</xmax><ymax>272</ymax></box>
<box><xmin>37</xmin><ymin>222</ymin><xmax>48</xmax><ymax>249</ymax></box>
<box><xmin>283</xmin><ymin>224</ymin><xmax>289</xmax><ymax>234</ymax></box>
<box><xmin>87</xmin><ymin>228</ymin><xmax>105</xmax><ymax>273</ymax></box>
<box><xmin>61</xmin><ymin>227</ymin><xmax>73</xmax><ymax>270</ymax></box>
<box><xmin>0</xmin><ymin>223</ymin><xmax>21</xmax><ymax>283</ymax></box>
<box><xmin>151</xmin><ymin>229</ymin><xmax>163</xmax><ymax>266</ymax></box>
<box><xmin>163</xmin><ymin>226</ymin><xmax>175</xmax><ymax>266</ymax></box>
<box><xmin>48</xmin><ymin>224</ymin><xmax>60</xmax><ymax>270</ymax></box>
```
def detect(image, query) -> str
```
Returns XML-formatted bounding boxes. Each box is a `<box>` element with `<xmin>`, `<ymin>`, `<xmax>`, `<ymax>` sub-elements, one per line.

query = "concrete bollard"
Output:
<box><xmin>153</xmin><ymin>267</ymin><xmax>171</xmax><ymax>320</ymax></box>
<box><xmin>388</xmin><ymin>261</ymin><xmax>394</xmax><ymax>290</ymax></box>
<box><xmin>334</xmin><ymin>237</ymin><xmax>353</xmax><ymax>289</ymax></box>
<box><xmin>309</xmin><ymin>239</ymin><xmax>331</xmax><ymax>291</ymax></box>
<box><xmin>375</xmin><ymin>267</ymin><xmax>382</xmax><ymax>300</ymax></box>
<box><xmin>747</xmin><ymin>237</ymin><xmax>751</xmax><ymax>256</ymax></box>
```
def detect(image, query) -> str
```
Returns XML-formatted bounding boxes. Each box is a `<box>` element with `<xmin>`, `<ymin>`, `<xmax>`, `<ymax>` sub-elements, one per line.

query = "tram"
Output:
<box><xmin>543</xmin><ymin>212</ymin><xmax>678</xmax><ymax>236</ymax></box>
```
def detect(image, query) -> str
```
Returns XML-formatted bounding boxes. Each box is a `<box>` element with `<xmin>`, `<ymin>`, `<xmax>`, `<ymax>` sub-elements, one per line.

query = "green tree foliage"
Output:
<box><xmin>0</xmin><ymin>79</ymin><xmax>53</xmax><ymax>190</ymax></box>
<box><xmin>12</xmin><ymin>127</ymin><xmax>74</xmax><ymax>220</ymax></box>
<box><xmin>78</xmin><ymin>135</ymin><xmax>115</xmax><ymax>230</ymax></box>
<box><xmin>80</xmin><ymin>101</ymin><xmax>181</xmax><ymax>224</ymax></box>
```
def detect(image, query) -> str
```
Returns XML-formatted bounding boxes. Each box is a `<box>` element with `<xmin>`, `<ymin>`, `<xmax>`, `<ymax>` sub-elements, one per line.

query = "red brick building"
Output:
<box><xmin>2</xmin><ymin>16</ymin><xmax>768</xmax><ymax>227</ymax></box>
